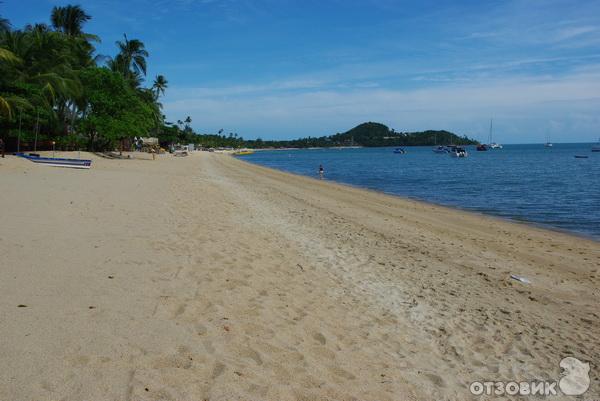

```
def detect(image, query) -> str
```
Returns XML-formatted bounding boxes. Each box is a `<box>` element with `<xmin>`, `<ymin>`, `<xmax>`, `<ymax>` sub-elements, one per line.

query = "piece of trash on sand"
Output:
<box><xmin>510</xmin><ymin>274</ymin><xmax>531</xmax><ymax>284</ymax></box>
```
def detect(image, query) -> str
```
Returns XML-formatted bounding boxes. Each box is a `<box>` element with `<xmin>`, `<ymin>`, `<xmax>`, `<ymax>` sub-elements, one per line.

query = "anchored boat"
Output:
<box><xmin>16</xmin><ymin>153</ymin><xmax>92</xmax><ymax>169</ymax></box>
<box><xmin>449</xmin><ymin>146</ymin><xmax>468</xmax><ymax>158</ymax></box>
<box><xmin>487</xmin><ymin>119</ymin><xmax>502</xmax><ymax>149</ymax></box>
<box><xmin>234</xmin><ymin>150</ymin><xmax>255</xmax><ymax>156</ymax></box>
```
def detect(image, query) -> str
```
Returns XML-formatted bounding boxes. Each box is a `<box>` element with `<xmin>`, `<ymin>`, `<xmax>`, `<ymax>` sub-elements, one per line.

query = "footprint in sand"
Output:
<box><xmin>203</xmin><ymin>339</ymin><xmax>215</xmax><ymax>354</ymax></box>
<box><xmin>425</xmin><ymin>373</ymin><xmax>445</xmax><ymax>387</ymax></box>
<box><xmin>329</xmin><ymin>365</ymin><xmax>356</xmax><ymax>380</ymax></box>
<box><xmin>313</xmin><ymin>332</ymin><xmax>327</xmax><ymax>345</ymax></box>
<box><xmin>212</xmin><ymin>362</ymin><xmax>226</xmax><ymax>379</ymax></box>
<box><xmin>241</xmin><ymin>347</ymin><xmax>263</xmax><ymax>366</ymax></box>
<box><xmin>196</xmin><ymin>323</ymin><xmax>207</xmax><ymax>336</ymax></box>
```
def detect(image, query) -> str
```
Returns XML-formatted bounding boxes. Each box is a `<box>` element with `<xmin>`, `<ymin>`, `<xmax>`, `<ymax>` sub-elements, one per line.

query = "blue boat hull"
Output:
<box><xmin>16</xmin><ymin>153</ymin><xmax>92</xmax><ymax>169</ymax></box>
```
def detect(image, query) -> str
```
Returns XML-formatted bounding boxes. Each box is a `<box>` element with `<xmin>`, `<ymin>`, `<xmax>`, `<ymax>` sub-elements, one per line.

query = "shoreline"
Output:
<box><xmin>236</xmin><ymin>154</ymin><xmax>599</xmax><ymax>243</ymax></box>
<box><xmin>1</xmin><ymin>151</ymin><xmax>598</xmax><ymax>400</ymax></box>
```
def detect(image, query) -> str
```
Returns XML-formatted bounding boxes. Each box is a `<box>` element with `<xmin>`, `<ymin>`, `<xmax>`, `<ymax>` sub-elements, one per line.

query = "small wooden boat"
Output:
<box><xmin>476</xmin><ymin>144</ymin><xmax>488</xmax><ymax>151</ymax></box>
<box><xmin>16</xmin><ymin>153</ymin><xmax>92</xmax><ymax>169</ymax></box>
<box><xmin>574</xmin><ymin>155</ymin><xmax>589</xmax><ymax>159</ymax></box>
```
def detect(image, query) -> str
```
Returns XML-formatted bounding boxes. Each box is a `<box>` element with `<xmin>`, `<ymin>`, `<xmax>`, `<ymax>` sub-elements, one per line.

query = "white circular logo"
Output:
<box><xmin>559</xmin><ymin>357</ymin><xmax>590</xmax><ymax>396</ymax></box>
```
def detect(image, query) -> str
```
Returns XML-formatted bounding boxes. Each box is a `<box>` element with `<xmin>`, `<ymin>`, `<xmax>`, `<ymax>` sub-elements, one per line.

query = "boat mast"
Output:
<box><xmin>489</xmin><ymin>118</ymin><xmax>493</xmax><ymax>144</ymax></box>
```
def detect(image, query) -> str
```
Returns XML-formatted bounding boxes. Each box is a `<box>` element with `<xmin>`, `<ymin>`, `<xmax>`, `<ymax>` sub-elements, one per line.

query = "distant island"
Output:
<box><xmin>246</xmin><ymin>122</ymin><xmax>478</xmax><ymax>148</ymax></box>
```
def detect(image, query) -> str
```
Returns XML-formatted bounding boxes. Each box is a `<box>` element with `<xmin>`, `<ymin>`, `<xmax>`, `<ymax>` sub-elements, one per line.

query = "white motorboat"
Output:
<box><xmin>449</xmin><ymin>146</ymin><xmax>468</xmax><ymax>158</ymax></box>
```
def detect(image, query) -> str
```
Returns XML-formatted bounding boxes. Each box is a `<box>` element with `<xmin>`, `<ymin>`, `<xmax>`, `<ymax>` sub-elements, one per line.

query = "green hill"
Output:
<box><xmin>243</xmin><ymin>122</ymin><xmax>479</xmax><ymax>148</ymax></box>
<box><xmin>332</xmin><ymin>122</ymin><xmax>478</xmax><ymax>147</ymax></box>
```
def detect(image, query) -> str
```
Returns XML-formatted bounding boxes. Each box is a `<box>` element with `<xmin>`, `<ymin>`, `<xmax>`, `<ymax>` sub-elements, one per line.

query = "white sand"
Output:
<box><xmin>0</xmin><ymin>151</ymin><xmax>598</xmax><ymax>400</ymax></box>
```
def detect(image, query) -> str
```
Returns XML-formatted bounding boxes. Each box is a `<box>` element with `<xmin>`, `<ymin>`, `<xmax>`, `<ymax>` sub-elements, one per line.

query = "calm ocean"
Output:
<box><xmin>239</xmin><ymin>144</ymin><xmax>600</xmax><ymax>240</ymax></box>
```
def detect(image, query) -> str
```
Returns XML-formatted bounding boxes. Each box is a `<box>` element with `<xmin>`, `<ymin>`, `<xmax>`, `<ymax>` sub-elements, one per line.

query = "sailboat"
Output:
<box><xmin>592</xmin><ymin>138</ymin><xmax>600</xmax><ymax>152</ymax></box>
<box><xmin>488</xmin><ymin>119</ymin><xmax>502</xmax><ymax>149</ymax></box>
<box><xmin>544</xmin><ymin>133</ymin><xmax>553</xmax><ymax>147</ymax></box>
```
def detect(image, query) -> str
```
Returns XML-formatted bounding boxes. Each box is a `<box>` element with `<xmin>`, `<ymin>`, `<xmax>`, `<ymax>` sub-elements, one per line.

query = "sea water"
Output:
<box><xmin>240</xmin><ymin>143</ymin><xmax>600</xmax><ymax>240</ymax></box>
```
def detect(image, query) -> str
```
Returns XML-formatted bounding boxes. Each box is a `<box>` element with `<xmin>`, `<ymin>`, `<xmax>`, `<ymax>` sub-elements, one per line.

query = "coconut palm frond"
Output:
<box><xmin>51</xmin><ymin>5</ymin><xmax>91</xmax><ymax>37</ymax></box>
<box><xmin>0</xmin><ymin>47</ymin><xmax>20</xmax><ymax>63</ymax></box>
<box><xmin>0</xmin><ymin>95</ymin><xmax>12</xmax><ymax>118</ymax></box>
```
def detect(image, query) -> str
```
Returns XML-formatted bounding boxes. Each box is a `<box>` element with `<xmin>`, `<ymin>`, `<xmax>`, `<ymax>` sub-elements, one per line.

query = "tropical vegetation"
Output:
<box><xmin>0</xmin><ymin>4</ymin><xmax>170</xmax><ymax>151</ymax></box>
<box><xmin>252</xmin><ymin>122</ymin><xmax>478</xmax><ymax>148</ymax></box>
<box><xmin>0</xmin><ymin>6</ymin><xmax>477</xmax><ymax>152</ymax></box>
<box><xmin>185</xmin><ymin>122</ymin><xmax>478</xmax><ymax>149</ymax></box>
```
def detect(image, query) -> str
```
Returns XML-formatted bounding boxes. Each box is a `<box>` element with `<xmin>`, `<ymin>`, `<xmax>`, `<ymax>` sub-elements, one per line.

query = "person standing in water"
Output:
<box><xmin>318</xmin><ymin>164</ymin><xmax>324</xmax><ymax>179</ymax></box>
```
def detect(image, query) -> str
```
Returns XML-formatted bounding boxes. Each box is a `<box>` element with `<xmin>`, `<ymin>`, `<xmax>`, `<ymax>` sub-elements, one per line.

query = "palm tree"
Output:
<box><xmin>50</xmin><ymin>5</ymin><xmax>91</xmax><ymax>37</ymax></box>
<box><xmin>184</xmin><ymin>116</ymin><xmax>192</xmax><ymax>133</ymax></box>
<box><xmin>0</xmin><ymin>27</ymin><xmax>80</xmax><ymax>132</ymax></box>
<box><xmin>0</xmin><ymin>34</ymin><xmax>26</xmax><ymax>119</ymax></box>
<box><xmin>114</xmin><ymin>34</ymin><xmax>148</xmax><ymax>77</ymax></box>
<box><xmin>50</xmin><ymin>5</ymin><xmax>98</xmax><ymax>72</ymax></box>
<box><xmin>0</xmin><ymin>46</ymin><xmax>18</xmax><ymax>63</ymax></box>
<box><xmin>152</xmin><ymin>75</ymin><xmax>168</xmax><ymax>100</ymax></box>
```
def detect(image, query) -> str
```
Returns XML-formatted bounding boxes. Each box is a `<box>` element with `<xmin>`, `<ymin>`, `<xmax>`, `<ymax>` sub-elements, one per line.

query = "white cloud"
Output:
<box><xmin>163</xmin><ymin>68</ymin><xmax>600</xmax><ymax>142</ymax></box>
<box><xmin>554</xmin><ymin>25</ymin><xmax>598</xmax><ymax>41</ymax></box>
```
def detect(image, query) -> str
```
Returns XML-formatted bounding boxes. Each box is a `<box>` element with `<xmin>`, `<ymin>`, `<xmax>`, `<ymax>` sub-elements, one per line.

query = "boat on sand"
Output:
<box><xmin>16</xmin><ymin>153</ymin><xmax>92</xmax><ymax>169</ymax></box>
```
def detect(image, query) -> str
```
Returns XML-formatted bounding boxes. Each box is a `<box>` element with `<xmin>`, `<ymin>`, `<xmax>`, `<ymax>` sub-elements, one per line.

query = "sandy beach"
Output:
<box><xmin>0</xmin><ymin>151</ymin><xmax>598</xmax><ymax>401</ymax></box>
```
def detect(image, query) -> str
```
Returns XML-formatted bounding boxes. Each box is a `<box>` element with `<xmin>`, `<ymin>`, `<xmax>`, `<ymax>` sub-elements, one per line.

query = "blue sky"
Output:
<box><xmin>4</xmin><ymin>0</ymin><xmax>600</xmax><ymax>143</ymax></box>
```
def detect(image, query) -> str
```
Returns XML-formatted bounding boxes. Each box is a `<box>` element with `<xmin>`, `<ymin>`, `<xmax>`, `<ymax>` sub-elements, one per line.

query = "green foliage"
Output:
<box><xmin>0</xmin><ymin>5</ymin><xmax>477</xmax><ymax>152</ymax></box>
<box><xmin>155</xmin><ymin>121</ymin><xmax>478</xmax><ymax>150</ymax></box>
<box><xmin>0</xmin><ymin>4</ymin><xmax>167</xmax><ymax>151</ymax></box>
<box><xmin>152</xmin><ymin>75</ymin><xmax>168</xmax><ymax>99</ymax></box>
<box><xmin>235</xmin><ymin>122</ymin><xmax>477</xmax><ymax>149</ymax></box>
<box><xmin>79</xmin><ymin>67</ymin><xmax>155</xmax><ymax>149</ymax></box>
<box><xmin>51</xmin><ymin>5</ymin><xmax>91</xmax><ymax>37</ymax></box>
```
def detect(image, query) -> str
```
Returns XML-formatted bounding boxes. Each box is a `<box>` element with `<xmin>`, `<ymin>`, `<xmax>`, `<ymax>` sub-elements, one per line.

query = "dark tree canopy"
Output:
<box><xmin>0</xmin><ymin>4</ymin><xmax>167</xmax><ymax>151</ymax></box>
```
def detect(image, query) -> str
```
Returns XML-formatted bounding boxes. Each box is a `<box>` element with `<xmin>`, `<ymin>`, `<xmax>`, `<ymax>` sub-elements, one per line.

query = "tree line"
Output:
<box><xmin>0</xmin><ymin>6</ymin><xmax>478</xmax><ymax>152</ymax></box>
<box><xmin>189</xmin><ymin>122</ymin><xmax>478</xmax><ymax>149</ymax></box>
<box><xmin>0</xmin><ymin>4</ymin><xmax>176</xmax><ymax>151</ymax></box>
